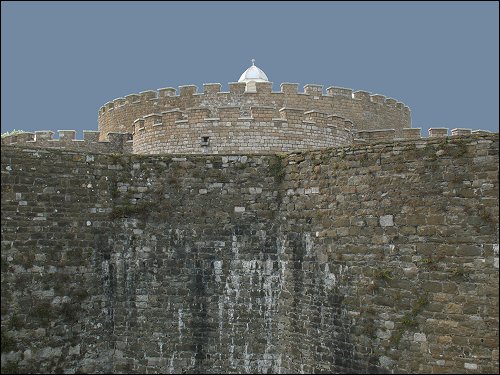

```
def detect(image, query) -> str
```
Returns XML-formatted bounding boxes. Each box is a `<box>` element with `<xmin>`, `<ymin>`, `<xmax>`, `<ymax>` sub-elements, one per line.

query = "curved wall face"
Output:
<box><xmin>131</xmin><ymin>107</ymin><xmax>354</xmax><ymax>155</ymax></box>
<box><xmin>98</xmin><ymin>83</ymin><xmax>411</xmax><ymax>143</ymax></box>
<box><xmin>2</xmin><ymin>133</ymin><xmax>498</xmax><ymax>374</ymax></box>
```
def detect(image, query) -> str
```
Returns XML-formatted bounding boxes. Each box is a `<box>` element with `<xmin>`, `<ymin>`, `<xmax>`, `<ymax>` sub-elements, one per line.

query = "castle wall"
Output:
<box><xmin>0</xmin><ymin>148</ymin><xmax>118</xmax><ymax>373</ymax></box>
<box><xmin>277</xmin><ymin>134</ymin><xmax>499</xmax><ymax>373</ymax></box>
<box><xmin>1</xmin><ymin>127</ymin><xmax>489</xmax><ymax>157</ymax></box>
<box><xmin>98</xmin><ymin>83</ymin><xmax>411</xmax><ymax>144</ymax></box>
<box><xmin>1</xmin><ymin>131</ymin><xmax>132</xmax><ymax>154</ymax></box>
<box><xmin>91</xmin><ymin>154</ymin><xmax>285</xmax><ymax>374</ymax></box>
<box><xmin>1</xmin><ymin>133</ymin><xmax>498</xmax><ymax>374</ymax></box>
<box><xmin>1</xmin><ymin>149</ymin><xmax>285</xmax><ymax>373</ymax></box>
<box><xmin>132</xmin><ymin>107</ymin><xmax>354</xmax><ymax>154</ymax></box>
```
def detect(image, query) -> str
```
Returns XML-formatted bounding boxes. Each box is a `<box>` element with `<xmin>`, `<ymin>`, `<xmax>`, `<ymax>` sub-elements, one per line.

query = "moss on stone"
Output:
<box><xmin>269</xmin><ymin>156</ymin><xmax>286</xmax><ymax>182</ymax></box>
<box><xmin>29</xmin><ymin>301</ymin><xmax>52</xmax><ymax>322</ymax></box>
<box><xmin>1</xmin><ymin>332</ymin><xmax>17</xmax><ymax>353</ymax></box>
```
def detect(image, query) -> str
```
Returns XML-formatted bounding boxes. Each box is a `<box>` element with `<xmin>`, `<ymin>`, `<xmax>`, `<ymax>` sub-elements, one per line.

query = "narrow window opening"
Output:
<box><xmin>201</xmin><ymin>136</ymin><xmax>210</xmax><ymax>146</ymax></box>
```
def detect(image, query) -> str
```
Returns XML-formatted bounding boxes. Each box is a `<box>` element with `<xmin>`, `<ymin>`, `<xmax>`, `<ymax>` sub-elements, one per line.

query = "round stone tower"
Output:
<box><xmin>97</xmin><ymin>60</ymin><xmax>412</xmax><ymax>154</ymax></box>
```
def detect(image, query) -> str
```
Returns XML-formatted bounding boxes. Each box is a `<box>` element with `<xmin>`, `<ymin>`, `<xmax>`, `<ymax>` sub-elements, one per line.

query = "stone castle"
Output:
<box><xmin>4</xmin><ymin>60</ymin><xmax>486</xmax><ymax>154</ymax></box>
<box><xmin>1</xmin><ymin>62</ymin><xmax>498</xmax><ymax>374</ymax></box>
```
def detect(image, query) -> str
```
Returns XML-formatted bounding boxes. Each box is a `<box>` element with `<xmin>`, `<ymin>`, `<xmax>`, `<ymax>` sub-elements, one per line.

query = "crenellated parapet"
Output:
<box><xmin>3</xmin><ymin>125</ymin><xmax>496</xmax><ymax>157</ymax></box>
<box><xmin>98</xmin><ymin>82</ymin><xmax>411</xmax><ymax>141</ymax></box>
<box><xmin>1</xmin><ymin>130</ymin><xmax>132</xmax><ymax>154</ymax></box>
<box><xmin>18</xmin><ymin>80</ymin><xmax>499</xmax><ymax>156</ymax></box>
<box><xmin>354</xmin><ymin>127</ymin><xmax>495</xmax><ymax>144</ymax></box>
<box><xmin>131</xmin><ymin>106</ymin><xmax>355</xmax><ymax>154</ymax></box>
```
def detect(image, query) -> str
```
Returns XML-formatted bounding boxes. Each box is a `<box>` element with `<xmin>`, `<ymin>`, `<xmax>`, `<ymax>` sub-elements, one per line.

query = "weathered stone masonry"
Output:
<box><xmin>1</xmin><ymin>133</ymin><xmax>499</xmax><ymax>374</ymax></box>
<box><xmin>97</xmin><ymin>83</ymin><xmax>411</xmax><ymax>145</ymax></box>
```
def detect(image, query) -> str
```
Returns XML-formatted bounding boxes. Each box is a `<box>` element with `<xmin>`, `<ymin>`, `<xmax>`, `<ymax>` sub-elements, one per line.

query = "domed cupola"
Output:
<box><xmin>238</xmin><ymin>59</ymin><xmax>269</xmax><ymax>83</ymax></box>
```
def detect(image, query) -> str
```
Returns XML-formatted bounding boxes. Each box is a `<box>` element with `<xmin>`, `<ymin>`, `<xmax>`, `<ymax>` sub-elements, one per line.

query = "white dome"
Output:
<box><xmin>238</xmin><ymin>59</ymin><xmax>269</xmax><ymax>83</ymax></box>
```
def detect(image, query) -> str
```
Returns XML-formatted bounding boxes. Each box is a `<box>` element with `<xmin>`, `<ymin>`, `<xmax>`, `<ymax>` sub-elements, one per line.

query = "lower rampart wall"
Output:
<box><xmin>276</xmin><ymin>135</ymin><xmax>499</xmax><ymax>373</ymax></box>
<box><xmin>1</xmin><ymin>131</ymin><xmax>132</xmax><ymax>154</ymax></box>
<box><xmin>1</xmin><ymin>148</ymin><xmax>117</xmax><ymax>373</ymax></box>
<box><xmin>1</xmin><ymin>133</ymin><xmax>498</xmax><ymax>374</ymax></box>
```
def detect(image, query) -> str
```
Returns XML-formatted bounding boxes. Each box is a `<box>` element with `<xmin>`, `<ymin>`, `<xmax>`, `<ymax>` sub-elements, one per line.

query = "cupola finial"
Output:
<box><xmin>238</xmin><ymin>59</ymin><xmax>269</xmax><ymax>83</ymax></box>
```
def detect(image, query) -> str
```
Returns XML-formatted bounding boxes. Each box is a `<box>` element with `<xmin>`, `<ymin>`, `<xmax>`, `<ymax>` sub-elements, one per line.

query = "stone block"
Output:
<box><xmin>414</xmin><ymin>333</ymin><xmax>427</xmax><ymax>342</ymax></box>
<box><xmin>379</xmin><ymin>215</ymin><xmax>394</xmax><ymax>227</ymax></box>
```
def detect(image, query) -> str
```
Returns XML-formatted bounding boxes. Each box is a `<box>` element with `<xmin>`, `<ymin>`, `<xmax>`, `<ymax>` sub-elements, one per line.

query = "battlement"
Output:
<box><xmin>9</xmin><ymin>121</ymin><xmax>490</xmax><ymax>158</ymax></box>
<box><xmin>129</xmin><ymin>107</ymin><xmax>498</xmax><ymax>156</ymax></box>
<box><xmin>98</xmin><ymin>82</ymin><xmax>411</xmax><ymax>115</ymax></box>
<box><xmin>97</xmin><ymin>81</ymin><xmax>412</xmax><ymax>146</ymax></box>
<box><xmin>133</xmin><ymin>106</ymin><xmax>355</xmax><ymax>133</ymax></box>
<box><xmin>105</xmin><ymin>82</ymin><xmax>410</xmax><ymax>106</ymax></box>
<box><xmin>3</xmin><ymin>125</ymin><xmax>497</xmax><ymax>158</ymax></box>
<box><xmin>130</xmin><ymin>105</ymin><xmax>356</xmax><ymax>154</ymax></box>
<box><xmin>1</xmin><ymin>130</ymin><xmax>132</xmax><ymax>154</ymax></box>
<box><xmin>354</xmin><ymin>127</ymin><xmax>495</xmax><ymax>144</ymax></box>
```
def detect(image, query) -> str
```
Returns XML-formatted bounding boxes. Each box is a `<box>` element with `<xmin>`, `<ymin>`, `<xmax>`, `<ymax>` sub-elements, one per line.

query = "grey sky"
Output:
<box><xmin>1</xmin><ymin>1</ymin><xmax>499</xmax><ymax>137</ymax></box>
